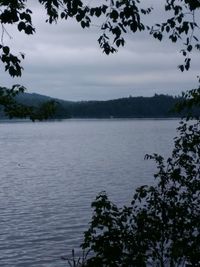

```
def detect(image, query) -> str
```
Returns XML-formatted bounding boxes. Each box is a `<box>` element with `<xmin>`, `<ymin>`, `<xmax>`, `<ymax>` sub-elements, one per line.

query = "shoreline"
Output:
<box><xmin>0</xmin><ymin>117</ymin><xmax>182</xmax><ymax>123</ymax></box>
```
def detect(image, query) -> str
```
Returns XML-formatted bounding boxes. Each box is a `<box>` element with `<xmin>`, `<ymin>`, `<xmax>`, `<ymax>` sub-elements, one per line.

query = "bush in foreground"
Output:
<box><xmin>64</xmin><ymin>112</ymin><xmax>200</xmax><ymax>267</ymax></box>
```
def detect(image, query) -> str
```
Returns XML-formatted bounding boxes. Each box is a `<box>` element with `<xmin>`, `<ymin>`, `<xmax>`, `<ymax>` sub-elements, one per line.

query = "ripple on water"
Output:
<box><xmin>0</xmin><ymin>119</ymin><xmax>178</xmax><ymax>266</ymax></box>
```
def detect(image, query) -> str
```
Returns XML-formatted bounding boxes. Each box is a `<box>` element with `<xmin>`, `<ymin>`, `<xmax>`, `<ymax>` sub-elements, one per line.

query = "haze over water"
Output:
<box><xmin>0</xmin><ymin>119</ymin><xmax>178</xmax><ymax>266</ymax></box>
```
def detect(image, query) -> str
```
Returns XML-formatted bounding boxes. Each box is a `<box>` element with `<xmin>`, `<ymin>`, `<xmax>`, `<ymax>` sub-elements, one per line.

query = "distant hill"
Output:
<box><xmin>1</xmin><ymin>91</ymin><xmax>199</xmax><ymax>119</ymax></box>
<box><xmin>68</xmin><ymin>95</ymin><xmax>182</xmax><ymax>118</ymax></box>
<box><xmin>16</xmin><ymin>93</ymin><xmax>185</xmax><ymax>118</ymax></box>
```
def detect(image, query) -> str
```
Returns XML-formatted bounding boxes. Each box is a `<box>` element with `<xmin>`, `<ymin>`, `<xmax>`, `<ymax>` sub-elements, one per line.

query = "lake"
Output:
<box><xmin>0</xmin><ymin>119</ymin><xmax>179</xmax><ymax>267</ymax></box>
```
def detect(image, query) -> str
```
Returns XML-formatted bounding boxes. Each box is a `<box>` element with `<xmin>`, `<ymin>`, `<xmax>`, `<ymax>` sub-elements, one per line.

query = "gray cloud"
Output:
<box><xmin>0</xmin><ymin>1</ymin><xmax>199</xmax><ymax>100</ymax></box>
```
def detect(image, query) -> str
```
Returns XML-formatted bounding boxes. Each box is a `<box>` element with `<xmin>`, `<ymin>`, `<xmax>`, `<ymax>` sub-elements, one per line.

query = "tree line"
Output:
<box><xmin>1</xmin><ymin>90</ymin><xmax>199</xmax><ymax>120</ymax></box>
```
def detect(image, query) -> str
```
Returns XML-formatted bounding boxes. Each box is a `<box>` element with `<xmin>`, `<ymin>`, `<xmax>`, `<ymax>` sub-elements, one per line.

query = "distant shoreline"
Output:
<box><xmin>1</xmin><ymin>92</ymin><xmax>199</xmax><ymax>119</ymax></box>
<box><xmin>0</xmin><ymin>117</ymin><xmax>181</xmax><ymax>123</ymax></box>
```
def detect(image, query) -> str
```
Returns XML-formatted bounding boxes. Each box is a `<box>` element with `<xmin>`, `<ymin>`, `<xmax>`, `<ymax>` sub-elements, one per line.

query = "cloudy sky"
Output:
<box><xmin>0</xmin><ymin>1</ymin><xmax>199</xmax><ymax>101</ymax></box>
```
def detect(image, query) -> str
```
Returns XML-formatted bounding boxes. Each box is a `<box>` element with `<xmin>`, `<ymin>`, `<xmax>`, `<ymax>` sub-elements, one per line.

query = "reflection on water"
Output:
<box><xmin>0</xmin><ymin>119</ymin><xmax>178</xmax><ymax>266</ymax></box>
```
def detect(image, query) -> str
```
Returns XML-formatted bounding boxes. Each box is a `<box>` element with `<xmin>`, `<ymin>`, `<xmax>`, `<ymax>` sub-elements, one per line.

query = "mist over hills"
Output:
<box><xmin>0</xmin><ymin>91</ymin><xmax>194</xmax><ymax>119</ymax></box>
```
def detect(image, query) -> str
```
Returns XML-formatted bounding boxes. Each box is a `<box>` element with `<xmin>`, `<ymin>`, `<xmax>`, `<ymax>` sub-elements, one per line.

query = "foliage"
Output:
<box><xmin>61</xmin><ymin>249</ymin><xmax>89</xmax><ymax>267</ymax></box>
<box><xmin>175</xmin><ymin>85</ymin><xmax>200</xmax><ymax>118</ymax></box>
<box><xmin>0</xmin><ymin>0</ymin><xmax>199</xmax><ymax>77</ymax></box>
<box><xmin>149</xmin><ymin>0</ymin><xmax>200</xmax><ymax>72</ymax></box>
<box><xmin>0</xmin><ymin>86</ymin><xmax>57</xmax><ymax>121</ymax></box>
<box><xmin>78</xmin><ymin>117</ymin><xmax>200</xmax><ymax>267</ymax></box>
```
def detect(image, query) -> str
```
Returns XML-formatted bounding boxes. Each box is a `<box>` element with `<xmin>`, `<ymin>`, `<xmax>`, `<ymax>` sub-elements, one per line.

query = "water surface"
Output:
<box><xmin>0</xmin><ymin>119</ymin><xmax>179</xmax><ymax>266</ymax></box>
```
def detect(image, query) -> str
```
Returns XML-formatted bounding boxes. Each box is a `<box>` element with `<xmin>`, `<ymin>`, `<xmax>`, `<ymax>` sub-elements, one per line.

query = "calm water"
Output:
<box><xmin>0</xmin><ymin>119</ymin><xmax>179</xmax><ymax>267</ymax></box>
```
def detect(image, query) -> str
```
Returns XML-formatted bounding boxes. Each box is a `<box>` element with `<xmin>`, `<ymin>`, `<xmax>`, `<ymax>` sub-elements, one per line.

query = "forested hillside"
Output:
<box><xmin>68</xmin><ymin>95</ymin><xmax>181</xmax><ymax>118</ymax></box>
<box><xmin>0</xmin><ymin>90</ymin><xmax>198</xmax><ymax>119</ymax></box>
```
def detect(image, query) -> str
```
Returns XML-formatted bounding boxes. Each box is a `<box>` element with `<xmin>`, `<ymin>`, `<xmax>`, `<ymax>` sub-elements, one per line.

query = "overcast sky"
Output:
<box><xmin>0</xmin><ymin>1</ymin><xmax>199</xmax><ymax>101</ymax></box>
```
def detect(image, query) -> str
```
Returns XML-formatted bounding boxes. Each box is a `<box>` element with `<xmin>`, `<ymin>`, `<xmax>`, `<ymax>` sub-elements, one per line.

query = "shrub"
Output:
<box><xmin>79</xmin><ymin>119</ymin><xmax>200</xmax><ymax>267</ymax></box>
